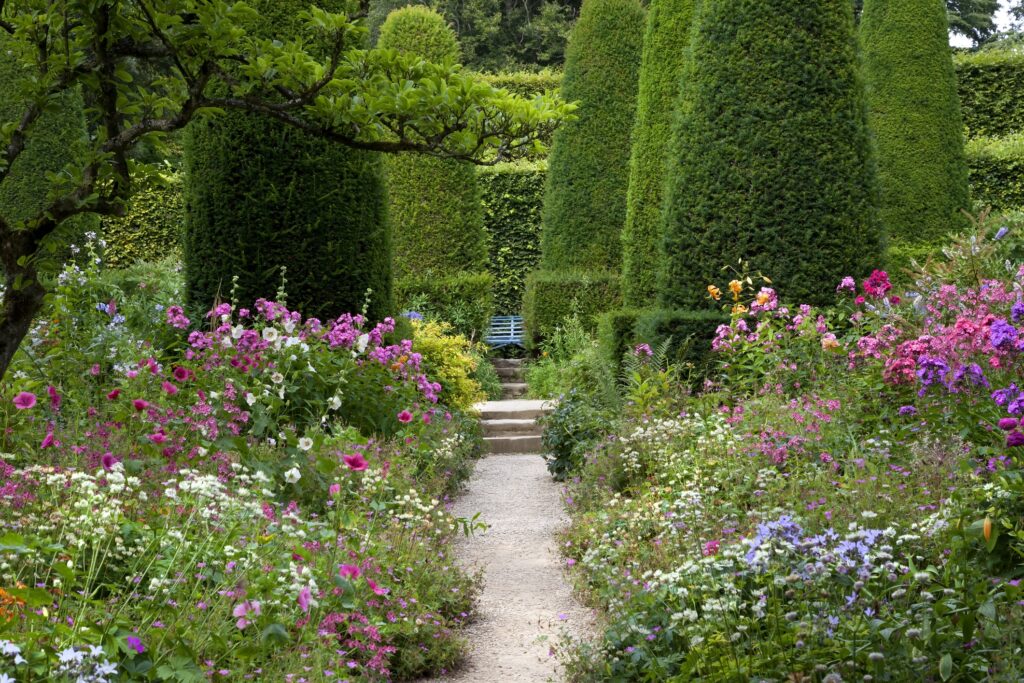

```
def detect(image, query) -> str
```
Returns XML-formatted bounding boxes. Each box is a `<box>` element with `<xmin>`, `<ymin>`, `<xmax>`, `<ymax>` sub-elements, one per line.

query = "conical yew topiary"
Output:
<box><xmin>861</xmin><ymin>0</ymin><xmax>971</xmax><ymax>267</ymax></box>
<box><xmin>621</xmin><ymin>0</ymin><xmax>698</xmax><ymax>307</ymax></box>
<box><xmin>660</xmin><ymin>0</ymin><xmax>881</xmax><ymax>310</ymax></box>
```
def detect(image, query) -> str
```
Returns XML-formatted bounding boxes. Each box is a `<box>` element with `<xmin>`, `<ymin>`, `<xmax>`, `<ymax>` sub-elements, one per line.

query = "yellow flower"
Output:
<box><xmin>731</xmin><ymin>303</ymin><xmax>747</xmax><ymax>315</ymax></box>
<box><xmin>728</xmin><ymin>280</ymin><xmax>742</xmax><ymax>300</ymax></box>
<box><xmin>707</xmin><ymin>285</ymin><xmax>722</xmax><ymax>301</ymax></box>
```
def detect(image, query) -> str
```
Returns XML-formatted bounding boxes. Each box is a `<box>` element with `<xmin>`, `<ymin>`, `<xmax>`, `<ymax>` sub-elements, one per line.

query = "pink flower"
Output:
<box><xmin>863</xmin><ymin>269</ymin><xmax>892</xmax><ymax>298</ymax></box>
<box><xmin>166</xmin><ymin>305</ymin><xmax>191</xmax><ymax>330</ymax></box>
<box><xmin>107</xmin><ymin>388</ymin><xmax>121</xmax><ymax>400</ymax></box>
<box><xmin>40</xmin><ymin>430</ymin><xmax>55</xmax><ymax>449</ymax></box>
<box><xmin>367</xmin><ymin>579</ymin><xmax>389</xmax><ymax>596</ymax></box>
<box><xmin>231</xmin><ymin>600</ymin><xmax>261</xmax><ymax>629</ymax></box>
<box><xmin>172</xmin><ymin>366</ymin><xmax>190</xmax><ymax>382</ymax></box>
<box><xmin>702</xmin><ymin>540</ymin><xmax>720</xmax><ymax>556</ymax></box>
<box><xmin>12</xmin><ymin>392</ymin><xmax>36</xmax><ymax>410</ymax></box>
<box><xmin>397</xmin><ymin>410</ymin><xmax>413</xmax><ymax>424</ymax></box>
<box><xmin>343</xmin><ymin>453</ymin><xmax>368</xmax><ymax>472</ymax></box>
<box><xmin>90</xmin><ymin>364</ymin><xmax>101</xmax><ymax>376</ymax></box>
<box><xmin>998</xmin><ymin>418</ymin><xmax>1020</xmax><ymax>431</ymax></box>
<box><xmin>338</xmin><ymin>564</ymin><xmax>361</xmax><ymax>580</ymax></box>
<box><xmin>47</xmin><ymin>385</ymin><xmax>61</xmax><ymax>411</ymax></box>
<box><xmin>161</xmin><ymin>381</ymin><xmax>178</xmax><ymax>395</ymax></box>
<box><xmin>1008</xmin><ymin>431</ymin><xmax>1024</xmax><ymax>448</ymax></box>
<box><xmin>101</xmin><ymin>453</ymin><xmax>117</xmax><ymax>471</ymax></box>
<box><xmin>328</xmin><ymin>483</ymin><xmax>341</xmax><ymax>496</ymax></box>
<box><xmin>298</xmin><ymin>586</ymin><xmax>312</xmax><ymax>613</ymax></box>
<box><xmin>126</xmin><ymin>635</ymin><xmax>144</xmax><ymax>654</ymax></box>
<box><xmin>132</xmin><ymin>399</ymin><xmax>149</xmax><ymax>412</ymax></box>
<box><xmin>422</xmin><ymin>413</ymin><xmax>431</xmax><ymax>425</ymax></box>
<box><xmin>148</xmin><ymin>432</ymin><xmax>167</xmax><ymax>444</ymax></box>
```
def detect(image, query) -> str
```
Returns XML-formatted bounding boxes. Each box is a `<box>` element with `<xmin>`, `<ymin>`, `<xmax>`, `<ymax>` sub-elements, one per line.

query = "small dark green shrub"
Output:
<box><xmin>966</xmin><ymin>135</ymin><xmax>1024</xmax><ymax>212</ymax></box>
<box><xmin>955</xmin><ymin>50</ymin><xmax>1024</xmax><ymax>139</ymax></box>
<box><xmin>635</xmin><ymin>308</ymin><xmax>728</xmax><ymax>378</ymax></box>
<box><xmin>472</xmin><ymin>355</ymin><xmax>504</xmax><ymax>401</ymax></box>
<box><xmin>523</xmin><ymin>270</ymin><xmax>621</xmax><ymax>346</ymax></box>
<box><xmin>596</xmin><ymin>308</ymin><xmax>644</xmax><ymax>370</ymax></box>
<box><xmin>540</xmin><ymin>0</ymin><xmax>644</xmax><ymax>272</ymax></box>
<box><xmin>477</xmin><ymin>70</ymin><xmax>562</xmax><ymax>98</ymax></box>
<box><xmin>101</xmin><ymin>174</ymin><xmax>185</xmax><ymax>267</ymax></box>
<box><xmin>478</xmin><ymin>161</ymin><xmax>546</xmax><ymax>314</ymax></box>
<box><xmin>539</xmin><ymin>389</ymin><xmax>614</xmax><ymax>481</ymax></box>
<box><xmin>396</xmin><ymin>272</ymin><xmax>494</xmax><ymax>341</ymax></box>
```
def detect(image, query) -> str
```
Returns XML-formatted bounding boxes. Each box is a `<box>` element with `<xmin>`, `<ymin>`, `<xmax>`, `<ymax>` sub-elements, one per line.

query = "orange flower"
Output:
<box><xmin>707</xmin><ymin>285</ymin><xmax>722</xmax><ymax>301</ymax></box>
<box><xmin>728</xmin><ymin>280</ymin><xmax>742</xmax><ymax>300</ymax></box>
<box><xmin>984</xmin><ymin>517</ymin><xmax>993</xmax><ymax>542</ymax></box>
<box><xmin>731</xmin><ymin>304</ymin><xmax>747</xmax><ymax>315</ymax></box>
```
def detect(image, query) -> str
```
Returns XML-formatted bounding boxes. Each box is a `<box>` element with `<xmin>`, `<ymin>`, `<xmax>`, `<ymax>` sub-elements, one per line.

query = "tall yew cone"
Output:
<box><xmin>861</xmin><ymin>0</ymin><xmax>971</xmax><ymax>268</ymax></box>
<box><xmin>622</xmin><ymin>0</ymin><xmax>698</xmax><ymax>307</ymax></box>
<box><xmin>660</xmin><ymin>0</ymin><xmax>881</xmax><ymax>310</ymax></box>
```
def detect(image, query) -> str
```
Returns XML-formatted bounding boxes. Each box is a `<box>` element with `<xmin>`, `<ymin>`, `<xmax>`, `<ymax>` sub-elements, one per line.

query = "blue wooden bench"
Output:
<box><xmin>485</xmin><ymin>315</ymin><xmax>525</xmax><ymax>348</ymax></box>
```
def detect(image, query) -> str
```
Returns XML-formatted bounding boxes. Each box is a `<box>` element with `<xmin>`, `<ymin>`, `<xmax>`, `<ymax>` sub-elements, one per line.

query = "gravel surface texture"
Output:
<box><xmin>423</xmin><ymin>452</ymin><xmax>591</xmax><ymax>682</ymax></box>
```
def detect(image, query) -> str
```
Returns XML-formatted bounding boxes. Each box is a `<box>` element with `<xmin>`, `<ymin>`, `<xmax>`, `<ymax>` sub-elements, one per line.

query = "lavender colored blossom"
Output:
<box><xmin>990</xmin><ymin>319</ymin><xmax>1018</xmax><ymax>350</ymax></box>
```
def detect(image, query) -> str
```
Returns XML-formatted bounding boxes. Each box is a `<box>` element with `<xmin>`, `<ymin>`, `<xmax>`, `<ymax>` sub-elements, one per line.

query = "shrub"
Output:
<box><xmin>410</xmin><ymin>319</ymin><xmax>486</xmax><ymax>410</ymax></box>
<box><xmin>183</xmin><ymin>0</ymin><xmax>393</xmax><ymax>322</ymax></box>
<box><xmin>622</xmin><ymin>0</ymin><xmax>697</xmax><ymax>306</ymax></box>
<box><xmin>860</xmin><ymin>0</ymin><xmax>971</xmax><ymax>255</ymax></box>
<box><xmin>596</xmin><ymin>307</ymin><xmax>644</xmax><ymax>369</ymax></box>
<box><xmin>539</xmin><ymin>389</ymin><xmax>614</xmax><ymax>481</ymax></box>
<box><xmin>0</xmin><ymin>35</ymin><xmax>97</xmax><ymax>250</ymax></box>
<box><xmin>661</xmin><ymin>0</ymin><xmax>881</xmax><ymax>310</ymax></box>
<box><xmin>478</xmin><ymin>161</ymin><xmax>546</xmax><ymax>314</ymax></box>
<box><xmin>378</xmin><ymin>7</ymin><xmax>488</xmax><ymax>285</ymax></box>
<box><xmin>539</xmin><ymin>0</ymin><xmax>644</xmax><ymax>272</ymax></box>
<box><xmin>396</xmin><ymin>271</ymin><xmax>495</xmax><ymax>341</ymax></box>
<box><xmin>523</xmin><ymin>270</ymin><xmax>621</xmax><ymax>347</ymax></box>
<box><xmin>966</xmin><ymin>134</ymin><xmax>1024</xmax><ymax>212</ymax></box>
<box><xmin>955</xmin><ymin>50</ymin><xmax>1024</xmax><ymax>138</ymax></box>
<box><xmin>477</xmin><ymin>69</ymin><xmax>562</xmax><ymax>98</ymax></box>
<box><xmin>100</xmin><ymin>174</ymin><xmax>185</xmax><ymax>267</ymax></box>
<box><xmin>635</xmin><ymin>308</ymin><xmax>727</xmax><ymax>377</ymax></box>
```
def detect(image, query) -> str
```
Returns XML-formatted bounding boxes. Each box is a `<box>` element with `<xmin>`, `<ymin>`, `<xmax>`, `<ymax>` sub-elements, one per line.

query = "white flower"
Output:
<box><xmin>271</xmin><ymin>372</ymin><xmax>284</xmax><ymax>384</ymax></box>
<box><xmin>328</xmin><ymin>396</ymin><xmax>342</xmax><ymax>411</ymax></box>
<box><xmin>284</xmin><ymin>467</ymin><xmax>302</xmax><ymax>484</ymax></box>
<box><xmin>356</xmin><ymin>333</ymin><xmax>370</xmax><ymax>353</ymax></box>
<box><xmin>245</xmin><ymin>393</ymin><xmax>257</xmax><ymax>406</ymax></box>
<box><xmin>262</xmin><ymin>327</ymin><xmax>279</xmax><ymax>342</ymax></box>
<box><xmin>298</xmin><ymin>437</ymin><xmax>314</xmax><ymax>452</ymax></box>
<box><xmin>164</xmin><ymin>487</ymin><xmax>178</xmax><ymax>499</ymax></box>
<box><xmin>232</xmin><ymin>325</ymin><xmax>245</xmax><ymax>339</ymax></box>
<box><xmin>284</xmin><ymin>320</ymin><xmax>296</xmax><ymax>333</ymax></box>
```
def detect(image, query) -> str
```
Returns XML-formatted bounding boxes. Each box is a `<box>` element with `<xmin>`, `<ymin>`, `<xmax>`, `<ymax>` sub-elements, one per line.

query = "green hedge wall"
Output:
<box><xmin>596</xmin><ymin>307</ymin><xmax>644</xmax><ymax>369</ymax></box>
<box><xmin>184</xmin><ymin>0</ymin><xmax>393</xmax><ymax>321</ymax></box>
<box><xmin>860</xmin><ymin>0</ymin><xmax>971</xmax><ymax>252</ymax></box>
<box><xmin>635</xmin><ymin>308</ymin><xmax>728</xmax><ymax>375</ymax></box>
<box><xmin>661</xmin><ymin>0</ymin><xmax>881</xmax><ymax>310</ymax></box>
<box><xmin>540</xmin><ymin>0</ymin><xmax>645</xmax><ymax>272</ymax></box>
<box><xmin>955</xmin><ymin>51</ymin><xmax>1024</xmax><ymax>139</ymax></box>
<box><xmin>378</xmin><ymin>6</ymin><xmax>488</xmax><ymax>281</ymax></box>
<box><xmin>966</xmin><ymin>134</ymin><xmax>1024</xmax><ymax>211</ymax></box>
<box><xmin>622</xmin><ymin>0</ymin><xmax>697</xmax><ymax>307</ymax></box>
<box><xmin>477</xmin><ymin>70</ymin><xmax>562</xmax><ymax>98</ymax></box>
<box><xmin>395</xmin><ymin>271</ymin><xmax>494</xmax><ymax>340</ymax></box>
<box><xmin>523</xmin><ymin>270</ymin><xmax>621</xmax><ymax>347</ymax></box>
<box><xmin>478</xmin><ymin>161</ymin><xmax>546</xmax><ymax>314</ymax></box>
<box><xmin>101</xmin><ymin>175</ymin><xmax>184</xmax><ymax>267</ymax></box>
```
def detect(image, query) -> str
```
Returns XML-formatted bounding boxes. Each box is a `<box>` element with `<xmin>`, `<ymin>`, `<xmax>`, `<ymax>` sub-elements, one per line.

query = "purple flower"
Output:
<box><xmin>916</xmin><ymin>356</ymin><xmax>951</xmax><ymax>396</ymax></box>
<box><xmin>990</xmin><ymin>319</ymin><xmax>1018</xmax><ymax>350</ymax></box>
<box><xmin>12</xmin><ymin>392</ymin><xmax>36</xmax><ymax>410</ymax></box>
<box><xmin>995</xmin><ymin>226</ymin><xmax>1010</xmax><ymax>241</ymax></box>
<box><xmin>993</xmin><ymin>385</ymin><xmax>1019</xmax><ymax>407</ymax></box>
<box><xmin>126</xmin><ymin>635</ymin><xmax>145</xmax><ymax>653</ymax></box>
<box><xmin>998</xmin><ymin>418</ymin><xmax>1021</xmax><ymax>431</ymax></box>
<box><xmin>1008</xmin><ymin>431</ymin><xmax>1024</xmax><ymax>448</ymax></box>
<box><xmin>1012</xmin><ymin>300</ymin><xmax>1024</xmax><ymax>323</ymax></box>
<box><xmin>898</xmin><ymin>405</ymin><xmax>917</xmax><ymax>416</ymax></box>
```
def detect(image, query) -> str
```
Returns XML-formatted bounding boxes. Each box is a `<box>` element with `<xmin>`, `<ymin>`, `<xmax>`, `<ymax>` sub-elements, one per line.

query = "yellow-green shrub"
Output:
<box><xmin>411</xmin><ymin>319</ymin><xmax>485</xmax><ymax>411</ymax></box>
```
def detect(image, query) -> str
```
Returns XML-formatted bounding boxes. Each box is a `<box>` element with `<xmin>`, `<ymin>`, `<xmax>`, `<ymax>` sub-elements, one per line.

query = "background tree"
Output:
<box><xmin>860</xmin><ymin>0</ymin><xmax>971</xmax><ymax>267</ymax></box>
<box><xmin>661</xmin><ymin>0</ymin><xmax>881</xmax><ymax>310</ymax></box>
<box><xmin>853</xmin><ymin>0</ymin><xmax>1000</xmax><ymax>44</ymax></box>
<box><xmin>0</xmin><ymin>0</ymin><xmax>570</xmax><ymax>381</ymax></box>
<box><xmin>621</xmin><ymin>0</ymin><xmax>696</xmax><ymax>307</ymax></box>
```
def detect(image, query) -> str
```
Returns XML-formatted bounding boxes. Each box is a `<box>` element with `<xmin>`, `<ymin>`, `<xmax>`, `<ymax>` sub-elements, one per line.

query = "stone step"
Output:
<box><xmin>484</xmin><ymin>434</ymin><xmax>544</xmax><ymax>454</ymax></box>
<box><xmin>477</xmin><ymin>399</ymin><xmax>553</xmax><ymax>421</ymax></box>
<box><xmin>482</xmin><ymin>418</ymin><xmax>542</xmax><ymax>436</ymax></box>
<box><xmin>501</xmin><ymin>383</ymin><xmax>528</xmax><ymax>400</ymax></box>
<box><xmin>496</xmin><ymin>366</ymin><xmax>525</xmax><ymax>381</ymax></box>
<box><xmin>491</xmin><ymin>358</ymin><xmax>523</xmax><ymax>370</ymax></box>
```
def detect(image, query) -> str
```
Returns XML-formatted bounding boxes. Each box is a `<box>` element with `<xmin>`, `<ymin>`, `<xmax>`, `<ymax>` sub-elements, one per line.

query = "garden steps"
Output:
<box><xmin>479</xmin><ymin>362</ymin><xmax>551</xmax><ymax>453</ymax></box>
<box><xmin>499</xmin><ymin>382</ymin><xmax>528</xmax><ymax>400</ymax></box>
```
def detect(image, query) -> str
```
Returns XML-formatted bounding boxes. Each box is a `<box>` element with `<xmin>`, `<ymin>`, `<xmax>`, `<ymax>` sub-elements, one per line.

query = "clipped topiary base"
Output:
<box><xmin>596</xmin><ymin>307</ymin><xmax>645</xmax><ymax>369</ymax></box>
<box><xmin>635</xmin><ymin>308</ymin><xmax>729</xmax><ymax>377</ymax></box>
<box><xmin>523</xmin><ymin>270</ymin><xmax>621</xmax><ymax>347</ymax></box>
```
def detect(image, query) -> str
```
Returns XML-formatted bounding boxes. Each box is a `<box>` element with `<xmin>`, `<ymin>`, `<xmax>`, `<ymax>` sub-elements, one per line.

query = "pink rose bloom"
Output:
<box><xmin>397</xmin><ymin>410</ymin><xmax>413</xmax><ymax>424</ymax></box>
<box><xmin>12</xmin><ymin>392</ymin><xmax>36</xmax><ymax>410</ymax></box>
<box><xmin>343</xmin><ymin>453</ymin><xmax>368</xmax><ymax>472</ymax></box>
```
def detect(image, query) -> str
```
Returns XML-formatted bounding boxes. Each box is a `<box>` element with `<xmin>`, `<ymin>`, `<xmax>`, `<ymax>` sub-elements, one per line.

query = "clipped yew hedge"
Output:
<box><xmin>101</xmin><ymin>175</ymin><xmax>185</xmax><ymax>267</ymax></box>
<box><xmin>956</xmin><ymin>51</ymin><xmax>1024</xmax><ymax>139</ymax></box>
<box><xmin>478</xmin><ymin>161</ymin><xmax>546</xmax><ymax>315</ymax></box>
<box><xmin>966</xmin><ymin>135</ymin><xmax>1024</xmax><ymax>211</ymax></box>
<box><xmin>523</xmin><ymin>270</ymin><xmax>622</xmax><ymax>347</ymax></box>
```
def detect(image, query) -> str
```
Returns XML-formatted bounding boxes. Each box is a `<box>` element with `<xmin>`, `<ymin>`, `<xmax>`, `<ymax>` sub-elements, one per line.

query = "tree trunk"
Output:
<box><xmin>0</xmin><ymin>230</ymin><xmax>46</xmax><ymax>383</ymax></box>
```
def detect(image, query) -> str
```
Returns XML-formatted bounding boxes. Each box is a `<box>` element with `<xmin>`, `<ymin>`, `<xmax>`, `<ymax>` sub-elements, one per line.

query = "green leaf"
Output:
<box><xmin>940</xmin><ymin>653</ymin><xmax>953</xmax><ymax>681</ymax></box>
<box><xmin>260</xmin><ymin>623</ymin><xmax>290</xmax><ymax>645</ymax></box>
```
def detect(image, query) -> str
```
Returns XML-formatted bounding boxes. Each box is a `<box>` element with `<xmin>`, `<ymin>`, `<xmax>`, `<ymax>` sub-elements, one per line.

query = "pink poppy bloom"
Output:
<box><xmin>231</xmin><ymin>600</ymin><xmax>260</xmax><ymax>629</ymax></box>
<box><xmin>298</xmin><ymin>586</ymin><xmax>312</xmax><ymax>613</ymax></box>
<box><xmin>12</xmin><ymin>392</ymin><xmax>36</xmax><ymax>410</ymax></box>
<box><xmin>47</xmin><ymin>385</ymin><xmax>61</xmax><ymax>411</ymax></box>
<box><xmin>338</xmin><ymin>564</ymin><xmax>361</xmax><ymax>580</ymax></box>
<box><xmin>397</xmin><ymin>410</ymin><xmax>413</xmax><ymax>424</ymax></box>
<box><xmin>132</xmin><ymin>399</ymin><xmax>149</xmax><ymax>412</ymax></box>
<box><xmin>367</xmin><ymin>579</ymin><xmax>389</xmax><ymax>596</ymax></box>
<box><xmin>107</xmin><ymin>388</ymin><xmax>121</xmax><ymax>400</ymax></box>
<box><xmin>161</xmin><ymin>381</ymin><xmax>178</xmax><ymax>395</ymax></box>
<box><xmin>343</xmin><ymin>453</ymin><xmax>369</xmax><ymax>472</ymax></box>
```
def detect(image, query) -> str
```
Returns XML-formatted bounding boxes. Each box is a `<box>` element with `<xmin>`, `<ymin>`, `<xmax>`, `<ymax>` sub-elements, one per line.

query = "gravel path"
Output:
<box><xmin>425</xmin><ymin>453</ymin><xmax>591</xmax><ymax>682</ymax></box>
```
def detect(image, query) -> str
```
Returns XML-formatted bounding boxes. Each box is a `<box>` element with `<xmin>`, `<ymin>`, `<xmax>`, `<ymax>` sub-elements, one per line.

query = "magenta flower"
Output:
<box><xmin>90</xmin><ymin>363</ymin><xmax>101</xmax><ymax>376</ymax></box>
<box><xmin>107</xmin><ymin>388</ymin><xmax>121</xmax><ymax>400</ymax></box>
<box><xmin>343</xmin><ymin>453</ymin><xmax>369</xmax><ymax>472</ymax></box>
<box><xmin>148</xmin><ymin>432</ymin><xmax>167</xmax><ymax>444</ymax></box>
<box><xmin>329</xmin><ymin>483</ymin><xmax>341</xmax><ymax>496</ymax></box>
<box><xmin>161</xmin><ymin>381</ymin><xmax>178</xmax><ymax>395</ymax></box>
<box><xmin>126</xmin><ymin>635</ymin><xmax>145</xmax><ymax>654</ymax></box>
<box><xmin>397</xmin><ymin>410</ymin><xmax>413</xmax><ymax>424</ymax></box>
<box><xmin>231</xmin><ymin>600</ymin><xmax>260</xmax><ymax>629</ymax></box>
<box><xmin>47</xmin><ymin>385</ymin><xmax>61</xmax><ymax>411</ymax></box>
<box><xmin>298</xmin><ymin>586</ymin><xmax>312</xmax><ymax>613</ymax></box>
<box><xmin>1008</xmin><ymin>431</ymin><xmax>1024</xmax><ymax>448</ymax></box>
<box><xmin>172</xmin><ymin>366</ymin><xmax>190</xmax><ymax>382</ymax></box>
<box><xmin>132</xmin><ymin>399</ymin><xmax>149</xmax><ymax>412</ymax></box>
<box><xmin>40</xmin><ymin>431</ymin><xmax>55</xmax><ymax>449</ymax></box>
<box><xmin>338</xmin><ymin>564</ymin><xmax>361</xmax><ymax>580</ymax></box>
<box><xmin>12</xmin><ymin>392</ymin><xmax>37</xmax><ymax>410</ymax></box>
<box><xmin>998</xmin><ymin>418</ymin><xmax>1020</xmax><ymax>431</ymax></box>
<box><xmin>702</xmin><ymin>540</ymin><xmax>721</xmax><ymax>556</ymax></box>
<box><xmin>367</xmin><ymin>579</ymin><xmax>389</xmax><ymax>596</ymax></box>
<box><xmin>101</xmin><ymin>453</ymin><xmax>117</xmax><ymax>471</ymax></box>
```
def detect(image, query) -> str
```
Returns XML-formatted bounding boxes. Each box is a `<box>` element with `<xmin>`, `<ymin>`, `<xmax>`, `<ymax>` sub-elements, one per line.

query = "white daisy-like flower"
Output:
<box><xmin>271</xmin><ymin>372</ymin><xmax>285</xmax><ymax>384</ymax></box>
<box><xmin>356</xmin><ymin>333</ymin><xmax>370</xmax><ymax>353</ymax></box>
<box><xmin>297</xmin><ymin>437</ymin><xmax>314</xmax><ymax>451</ymax></box>
<box><xmin>284</xmin><ymin>467</ymin><xmax>302</xmax><ymax>484</ymax></box>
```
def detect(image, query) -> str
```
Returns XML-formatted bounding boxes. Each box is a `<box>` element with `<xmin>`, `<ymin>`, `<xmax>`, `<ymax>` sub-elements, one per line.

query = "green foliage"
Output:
<box><xmin>473</xmin><ymin>355</ymin><xmax>504</xmax><ymax>400</ymax></box>
<box><xmin>540</xmin><ymin>0</ymin><xmax>644</xmax><ymax>272</ymax></box>
<box><xmin>635</xmin><ymin>308</ymin><xmax>727</xmax><ymax>377</ymax></box>
<box><xmin>396</xmin><ymin>272</ymin><xmax>495</xmax><ymax>340</ymax></box>
<box><xmin>523</xmin><ymin>270</ymin><xmax>621</xmax><ymax>346</ymax></box>
<box><xmin>596</xmin><ymin>307</ymin><xmax>644</xmax><ymax>370</ymax></box>
<box><xmin>966</xmin><ymin>134</ymin><xmax>1024</xmax><ymax>211</ymax></box>
<box><xmin>0</xmin><ymin>35</ymin><xmax>96</xmax><ymax>249</ymax></box>
<box><xmin>100</xmin><ymin>174</ymin><xmax>184</xmax><ymax>267</ymax></box>
<box><xmin>955</xmin><ymin>50</ymin><xmax>1024</xmax><ymax>138</ymax></box>
<box><xmin>478</xmin><ymin>161</ymin><xmax>546</xmax><ymax>314</ymax></box>
<box><xmin>662</xmin><ymin>0</ymin><xmax>881</xmax><ymax>310</ymax></box>
<box><xmin>622</xmin><ymin>0</ymin><xmax>697</xmax><ymax>306</ymax></box>
<box><xmin>861</xmin><ymin>0</ymin><xmax>971</xmax><ymax>257</ymax></box>
<box><xmin>377</xmin><ymin>5</ymin><xmax>462</xmax><ymax>62</ymax></box>
<box><xmin>539</xmin><ymin>389</ymin><xmax>613</xmax><ymax>480</ymax></box>
<box><xmin>410</xmin><ymin>319</ymin><xmax>486</xmax><ymax>410</ymax></box>
<box><xmin>477</xmin><ymin>69</ymin><xmax>562</xmax><ymax>97</ymax></box>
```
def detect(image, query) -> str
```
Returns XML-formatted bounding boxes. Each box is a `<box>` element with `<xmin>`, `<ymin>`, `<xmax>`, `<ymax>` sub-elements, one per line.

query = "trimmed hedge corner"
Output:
<box><xmin>966</xmin><ymin>134</ymin><xmax>1024</xmax><ymax>212</ymax></box>
<box><xmin>395</xmin><ymin>272</ymin><xmax>494</xmax><ymax>342</ymax></box>
<box><xmin>478</xmin><ymin>161</ymin><xmax>546</xmax><ymax>314</ymax></box>
<box><xmin>597</xmin><ymin>307</ymin><xmax>644</xmax><ymax>369</ymax></box>
<box><xmin>955</xmin><ymin>50</ymin><xmax>1024</xmax><ymax>139</ymax></box>
<box><xmin>635</xmin><ymin>308</ymin><xmax>728</xmax><ymax>375</ymax></box>
<box><xmin>523</xmin><ymin>270</ymin><xmax>621</xmax><ymax>347</ymax></box>
<box><xmin>101</xmin><ymin>175</ymin><xmax>185</xmax><ymax>267</ymax></box>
